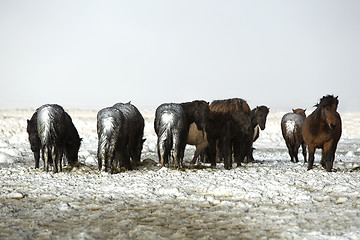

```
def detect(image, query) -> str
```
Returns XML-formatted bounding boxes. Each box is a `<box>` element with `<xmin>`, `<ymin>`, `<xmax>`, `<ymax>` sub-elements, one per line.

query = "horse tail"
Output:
<box><xmin>284</xmin><ymin>120</ymin><xmax>299</xmax><ymax>148</ymax></box>
<box><xmin>97</xmin><ymin>117</ymin><xmax>118</xmax><ymax>171</ymax></box>
<box><xmin>37</xmin><ymin>105</ymin><xmax>66</xmax><ymax>145</ymax></box>
<box><xmin>37</xmin><ymin>106</ymin><xmax>54</xmax><ymax>146</ymax></box>
<box><xmin>158</xmin><ymin>125</ymin><xmax>173</xmax><ymax>164</ymax></box>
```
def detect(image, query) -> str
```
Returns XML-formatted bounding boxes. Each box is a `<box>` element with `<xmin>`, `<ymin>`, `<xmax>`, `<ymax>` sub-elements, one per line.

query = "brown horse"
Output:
<box><xmin>187</xmin><ymin>122</ymin><xmax>208</xmax><ymax>164</ymax></box>
<box><xmin>302</xmin><ymin>95</ymin><xmax>342</xmax><ymax>172</ymax></box>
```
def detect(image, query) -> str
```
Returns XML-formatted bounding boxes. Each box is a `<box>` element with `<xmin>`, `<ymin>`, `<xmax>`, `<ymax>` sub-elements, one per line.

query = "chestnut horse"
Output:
<box><xmin>302</xmin><ymin>95</ymin><xmax>342</xmax><ymax>172</ymax></box>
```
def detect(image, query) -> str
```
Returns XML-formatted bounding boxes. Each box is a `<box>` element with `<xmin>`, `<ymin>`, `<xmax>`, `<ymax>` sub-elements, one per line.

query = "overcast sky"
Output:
<box><xmin>0</xmin><ymin>0</ymin><xmax>359</xmax><ymax>111</ymax></box>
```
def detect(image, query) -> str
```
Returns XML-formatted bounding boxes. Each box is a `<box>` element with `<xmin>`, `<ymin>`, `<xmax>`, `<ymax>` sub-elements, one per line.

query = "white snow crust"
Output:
<box><xmin>0</xmin><ymin>109</ymin><xmax>359</xmax><ymax>239</ymax></box>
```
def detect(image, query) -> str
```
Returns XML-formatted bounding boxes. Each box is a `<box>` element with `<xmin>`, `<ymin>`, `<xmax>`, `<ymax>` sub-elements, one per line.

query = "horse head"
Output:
<box><xmin>192</xmin><ymin>100</ymin><xmax>210</xmax><ymax>131</ymax></box>
<box><xmin>317</xmin><ymin>95</ymin><xmax>339</xmax><ymax>130</ymax></box>
<box><xmin>253</xmin><ymin>106</ymin><xmax>269</xmax><ymax>130</ymax></box>
<box><xmin>292</xmin><ymin>108</ymin><xmax>306</xmax><ymax>119</ymax></box>
<box><xmin>65</xmin><ymin>137</ymin><xmax>82</xmax><ymax>166</ymax></box>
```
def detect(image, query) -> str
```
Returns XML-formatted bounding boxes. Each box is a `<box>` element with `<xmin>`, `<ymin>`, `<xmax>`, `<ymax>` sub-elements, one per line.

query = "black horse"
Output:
<box><xmin>113</xmin><ymin>102</ymin><xmax>146</xmax><ymax>167</ymax></box>
<box><xmin>247</xmin><ymin>105</ymin><xmax>270</xmax><ymax>162</ymax></box>
<box><xmin>154</xmin><ymin>100</ymin><xmax>209</xmax><ymax>168</ymax></box>
<box><xmin>251</xmin><ymin>106</ymin><xmax>270</xmax><ymax>142</ymax></box>
<box><xmin>97</xmin><ymin>107</ymin><xmax>130</xmax><ymax>173</ymax></box>
<box><xmin>27</xmin><ymin>104</ymin><xmax>81</xmax><ymax>172</ymax></box>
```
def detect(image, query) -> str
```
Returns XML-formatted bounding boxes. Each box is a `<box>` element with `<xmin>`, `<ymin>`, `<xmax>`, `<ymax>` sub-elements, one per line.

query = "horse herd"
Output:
<box><xmin>26</xmin><ymin>95</ymin><xmax>342</xmax><ymax>173</ymax></box>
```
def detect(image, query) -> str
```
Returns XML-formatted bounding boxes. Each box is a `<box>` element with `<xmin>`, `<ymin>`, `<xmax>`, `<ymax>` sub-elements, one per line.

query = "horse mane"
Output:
<box><xmin>315</xmin><ymin>95</ymin><xmax>339</xmax><ymax>108</ymax></box>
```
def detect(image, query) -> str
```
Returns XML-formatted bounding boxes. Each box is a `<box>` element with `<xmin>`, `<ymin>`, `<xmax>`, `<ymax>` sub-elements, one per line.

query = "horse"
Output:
<box><xmin>302</xmin><ymin>95</ymin><xmax>342</xmax><ymax>172</ymax></box>
<box><xmin>205</xmin><ymin>98</ymin><xmax>253</xmax><ymax>169</ymax></box>
<box><xmin>26</xmin><ymin>104</ymin><xmax>81</xmax><ymax>172</ymax></box>
<box><xmin>154</xmin><ymin>100</ymin><xmax>209</xmax><ymax>168</ymax></box>
<box><xmin>187</xmin><ymin>122</ymin><xmax>208</xmax><ymax>164</ymax></box>
<box><xmin>246</xmin><ymin>105</ymin><xmax>270</xmax><ymax>162</ymax></box>
<box><xmin>251</xmin><ymin>106</ymin><xmax>270</xmax><ymax>142</ymax></box>
<box><xmin>97</xmin><ymin>107</ymin><xmax>131</xmax><ymax>173</ymax></box>
<box><xmin>113</xmin><ymin>102</ymin><xmax>146</xmax><ymax>167</ymax></box>
<box><xmin>281</xmin><ymin>108</ymin><xmax>307</xmax><ymax>163</ymax></box>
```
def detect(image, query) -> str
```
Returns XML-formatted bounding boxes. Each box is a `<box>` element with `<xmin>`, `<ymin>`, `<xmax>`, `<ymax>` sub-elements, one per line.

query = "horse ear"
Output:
<box><xmin>27</xmin><ymin>119</ymin><xmax>30</xmax><ymax>124</ymax></box>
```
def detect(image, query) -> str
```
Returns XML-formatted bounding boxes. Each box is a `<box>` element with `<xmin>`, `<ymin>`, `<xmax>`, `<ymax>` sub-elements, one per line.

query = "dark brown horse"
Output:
<box><xmin>302</xmin><ymin>95</ymin><xmax>342</xmax><ymax>172</ymax></box>
<box><xmin>206</xmin><ymin>98</ymin><xmax>253</xmax><ymax>169</ymax></box>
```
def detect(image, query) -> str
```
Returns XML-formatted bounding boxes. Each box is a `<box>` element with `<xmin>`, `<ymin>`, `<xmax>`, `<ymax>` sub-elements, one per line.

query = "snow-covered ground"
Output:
<box><xmin>0</xmin><ymin>109</ymin><xmax>359</xmax><ymax>239</ymax></box>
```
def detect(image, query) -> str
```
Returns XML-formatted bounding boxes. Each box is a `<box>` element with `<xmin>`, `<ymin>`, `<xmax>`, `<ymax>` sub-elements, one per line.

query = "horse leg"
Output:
<box><xmin>215</xmin><ymin>141</ymin><xmax>221</xmax><ymax>163</ymax></box>
<box><xmin>307</xmin><ymin>145</ymin><xmax>315</xmax><ymax>170</ymax></box>
<box><xmin>191</xmin><ymin>141</ymin><xmax>207</xmax><ymax>164</ymax></box>
<box><xmin>34</xmin><ymin>151</ymin><xmax>40</xmax><ymax>169</ymax></box>
<box><xmin>294</xmin><ymin>146</ymin><xmax>299</xmax><ymax>163</ymax></box>
<box><xmin>286</xmin><ymin>142</ymin><xmax>294</xmax><ymax>162</ymax></box>
<box><xmin>51</xmin><ymin>146</ymin><xmax>58</xmax><ymax>173</ymax></box>
<box><xmin>207</xmin><ymin>138</ymin><xmax>217</xmax><ymax>167</ymax></box>
<box><xmin>157</xmin><ymin>139</ymin><xmax>165</xmax><ymax>168</ymax></box>
<box><xmin>222</xmin><ymin>136</ymin><xmax>231</xmax><ymax>170</ymax></box>
<box><xmin>233</xmin><ymin>139</ymin><xmax>241</xmax><ymax>167</ymax></box>
<box><xmin>323</xmin><ymin>141</ymin><xmax>336</xmax><ymax>172</ymax></box>
<box><xmin>320</xmin><ymin>150</ymin><xmax>326</xmax><ymax>169</ymax></box>
<box><xmin>302</xmin><ymin>142</ymin><xmax>307</xmax><ymax>163</ymax></box>
<box><xmin>57</xmin><ymin>148</ymin><xmax>64</xmax><ymax>173</ymax></box>
<box><xmin>43</xmin><ymin>147</ymin><xmax>49</xmax><ymax>172</ymax></box>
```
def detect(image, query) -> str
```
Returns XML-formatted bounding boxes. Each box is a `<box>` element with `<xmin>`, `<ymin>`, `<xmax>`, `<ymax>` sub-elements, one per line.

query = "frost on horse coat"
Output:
<box><xmin>113</xmin><ymin>102</ymin><xmax>145</xmax><ymax>167</ymax></box>
<box><xmin>154</xmin><ymin>101</ymin><xmax>209</xmax><ymax>168</ymax></box>
<box><xmin>155</xmin><ymin>103</ymin><xmax>185</xmax><ymax>168</ymax></box>
<box><xmin>26</xmin><ymin>104</ymin><xmax>81</xmax><ymax>173</ymax></box>
<box><xmin>281</xmin><ymin>109</ymin><xmax>307</xmax><ymax>163</ymax></box>
<box><xmin>302</xmin><ymin>95</ymin><xmax>342</xmax><ymax>172</ymax></box>
<box><xmin>97</xmin><ymin>107</ymin><xmax>130</xmax><ymax>173</ymax></box>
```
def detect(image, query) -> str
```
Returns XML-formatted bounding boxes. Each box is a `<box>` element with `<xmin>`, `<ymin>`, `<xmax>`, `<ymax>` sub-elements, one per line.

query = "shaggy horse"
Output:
<box><xmin>281</xmin><ymin>108</ymin><xmax>307</xmax><ymax>163</ymax></box>
<box><xmin>97</xmin><ymin>107</ymin><xmax>131</xmax><ymax>173</ymax></box>
<box><xmin>26</xmin><ymin>104</ymin><xmax>81</xmax><ymax>172</ymax></box>
<box><xmin>302</xmin><ymin>95</ymin><xmax>342</xmax><ymax>172</ymax></box>
<box><xmin>113</xmin><ymin>102</ymin><xmax>146</xmax><ymax>167</ymax></box>
<box><xmin>206</xmin><ymin>98</ymin><xmax>253</xmax><ymax>169</ymax></box>
<box><xmin>154</xmin><ymin>100</ymin><xmax>209</xmax><ymax>168</ymax></box>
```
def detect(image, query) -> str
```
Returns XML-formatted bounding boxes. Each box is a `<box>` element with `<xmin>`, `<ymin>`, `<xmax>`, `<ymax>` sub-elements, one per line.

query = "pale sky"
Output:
<box><xmin>0</xmin><ymin>0</ymin><xmax>359</xmax><ymax>111</ymax></box>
